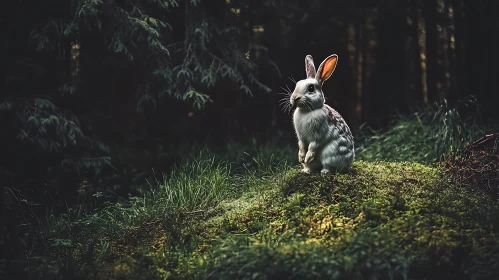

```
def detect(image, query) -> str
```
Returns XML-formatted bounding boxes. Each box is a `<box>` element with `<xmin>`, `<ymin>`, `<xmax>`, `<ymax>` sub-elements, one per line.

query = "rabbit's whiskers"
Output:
<box><xmin>278</xmin><ymin>95</ymin><xmax>292</xmax><ymax>114</ymax></box>
<box><xmin>278</xmin><ymin>83</ymin><xmax>294</xmax><ymax>114</ymax></box>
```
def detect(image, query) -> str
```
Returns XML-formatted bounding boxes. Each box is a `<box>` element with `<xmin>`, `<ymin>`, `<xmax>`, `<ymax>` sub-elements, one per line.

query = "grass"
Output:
<box><xmin>5</xmin><ymin>99</ymin><xmax>499</xmax><ymax>279</ymax></box>
<box><xmin>149</xmin><ymin>155</ymin><xmax>234</xmax><ymax>212</ymax></box>
<box><xmin>356</xmin><ymin>97</ymin><xmax>488</xmax><ymax>164</ymax></box>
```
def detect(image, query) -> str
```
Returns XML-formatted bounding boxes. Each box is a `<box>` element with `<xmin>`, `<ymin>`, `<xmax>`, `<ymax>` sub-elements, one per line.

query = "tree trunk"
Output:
<box><xmin>467</xmin><ymin>0</ymin><xmax>485</xmax><ymax>102</ymax></box>
<box><xmin>423</xmin><ymin>0</ymin><xmax>438</xmax><ymax>102</ymax></box>
<box><xmin>409</xmin><ymin>0</ymin><xmax>424</xmax><ymax>106</ymax></box>
<box><xmin>446</xmin><ymin>0</ymin><xmax>458</xmax><ymax>103</ymax></box>
<box><xmin>451</xmin><ymin>0</ymin><xmax>467</xmax><ymax>102</ymax></box>
<box><xmin>436</xmin><ymin>0</ymin><xmax>450</xmax><ymax>102</ymax></box>
<box><xmin>354</xmin><ymin>14</ymin><xmax>366</xmax><ymax>127</ymax></box>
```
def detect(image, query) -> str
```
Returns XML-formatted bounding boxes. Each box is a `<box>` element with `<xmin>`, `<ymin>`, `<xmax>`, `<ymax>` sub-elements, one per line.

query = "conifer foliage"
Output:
<box><xmin>30</xmin><ymin>0</ymin><xmax>273</xmax><ymax>109</ymax></box>
<box><xmin>1</xmin><ymin>0</ymin><xmax>275</xmax><ymax>184</ymax></box>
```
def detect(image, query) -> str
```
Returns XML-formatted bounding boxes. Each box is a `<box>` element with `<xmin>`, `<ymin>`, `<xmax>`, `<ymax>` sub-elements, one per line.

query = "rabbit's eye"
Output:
<box><xmin>307</xmin><ymin>85</ymin><xmax>314</xmax><ymax>92</ymax></box>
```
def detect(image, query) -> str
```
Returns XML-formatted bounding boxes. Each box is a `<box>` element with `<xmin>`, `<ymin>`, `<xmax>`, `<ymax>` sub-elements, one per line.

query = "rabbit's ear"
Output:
<box><xmin>305</xmin><ymin>55</ymin><xmax>316</xmax><ymax>79</ymax></box>
<box><xmin>316</xmin><ymin>54</ymin><xmax>338</xmax><ymax>85</ymax></box>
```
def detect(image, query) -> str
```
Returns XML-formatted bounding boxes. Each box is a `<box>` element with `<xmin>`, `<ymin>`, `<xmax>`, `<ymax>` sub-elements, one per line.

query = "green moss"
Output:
<box><xmin>187</xmin><ymin>161</ymin><xmax>499</xmax><ymax>279</ymax></box>
<box><xmin>28</xmin><ymin>159</ymin><xmax>499</xmax><ymax>279</ymax></box>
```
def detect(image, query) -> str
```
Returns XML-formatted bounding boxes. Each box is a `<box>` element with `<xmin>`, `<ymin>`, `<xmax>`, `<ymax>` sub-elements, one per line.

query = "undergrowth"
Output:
<box><xmin>356</xmin><ymin>97</ymin><xmax>488</xmax><ymax>164</ymax></box>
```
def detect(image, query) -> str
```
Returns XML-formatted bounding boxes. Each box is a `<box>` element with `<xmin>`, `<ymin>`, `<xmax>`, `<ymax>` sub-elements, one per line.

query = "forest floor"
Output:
<box><xmin>11</xmin><ymin>133</ymin><xmax>499</xmax><ymax>279</ymax></box>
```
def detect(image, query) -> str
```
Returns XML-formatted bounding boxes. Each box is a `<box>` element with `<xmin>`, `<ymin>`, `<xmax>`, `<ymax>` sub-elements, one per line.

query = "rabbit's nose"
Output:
<box><xmin>291</xmin><ymin>96</ymin><xmax>301</xmax><ymax>109</ymax></box>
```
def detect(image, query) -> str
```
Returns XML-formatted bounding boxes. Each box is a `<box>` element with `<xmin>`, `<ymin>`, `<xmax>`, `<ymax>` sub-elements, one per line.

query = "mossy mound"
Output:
<box><xmin>102</xmin><ymin>161</ymin><xmax>499</xmax><ymax>279</ymax></box>
<box><xmin>24</xmin><ymin>160</ymin><xmax>499</xmax><ymax>279</ymax></box>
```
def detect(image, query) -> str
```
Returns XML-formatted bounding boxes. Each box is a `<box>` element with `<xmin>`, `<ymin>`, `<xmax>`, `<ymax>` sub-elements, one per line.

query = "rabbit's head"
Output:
<box><xmin>290</xmin><ymin>54</ymin><xmax>338</xmax><ymax>111</ymax></box>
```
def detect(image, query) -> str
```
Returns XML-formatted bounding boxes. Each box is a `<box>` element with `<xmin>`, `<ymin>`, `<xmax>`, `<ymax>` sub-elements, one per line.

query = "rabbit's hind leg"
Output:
<box><xmin>320</xmin><ymin>143</ymin><xmax>352</xmax><ymax>174</ymax></box>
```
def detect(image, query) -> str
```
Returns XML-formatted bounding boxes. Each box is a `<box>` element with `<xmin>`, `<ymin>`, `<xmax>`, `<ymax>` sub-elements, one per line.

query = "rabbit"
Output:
<box><xmin>289</xmin><ymin>54</ymin><xmax>354</xmax><ymax>174</ymax></box>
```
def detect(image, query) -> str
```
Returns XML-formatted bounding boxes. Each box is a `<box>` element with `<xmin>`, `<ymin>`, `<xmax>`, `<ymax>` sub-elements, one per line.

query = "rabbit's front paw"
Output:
<box><xmin>298</xmin><ymin>151</ymin><xmax>306</xmax><ymax>163</ymax></box>
<box><xmin>304</xmin><ymin>151</ymin><xmax>315</xmax><ymax>164</ymax></box>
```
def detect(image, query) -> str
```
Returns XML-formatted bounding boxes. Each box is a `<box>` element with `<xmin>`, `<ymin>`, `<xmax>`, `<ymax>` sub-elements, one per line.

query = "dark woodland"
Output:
<box><xmin>1</xmin><ymin>0</ymin><xmax>499</xmax><ymax>278</ymax></box>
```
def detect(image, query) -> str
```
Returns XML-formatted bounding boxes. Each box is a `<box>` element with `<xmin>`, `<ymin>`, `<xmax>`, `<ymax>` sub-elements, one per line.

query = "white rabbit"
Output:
<box><xmin>289</xmin><ymin>54</ymin><xmax>354</xmax><ymax>174</ymax></box>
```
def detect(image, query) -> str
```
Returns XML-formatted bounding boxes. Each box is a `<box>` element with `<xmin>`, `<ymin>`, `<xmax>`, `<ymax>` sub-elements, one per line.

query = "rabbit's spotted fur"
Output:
<box><xmin>290</xmin><ymin>54</ymin><xmax>354</xmax><ymax>174</ymax></box>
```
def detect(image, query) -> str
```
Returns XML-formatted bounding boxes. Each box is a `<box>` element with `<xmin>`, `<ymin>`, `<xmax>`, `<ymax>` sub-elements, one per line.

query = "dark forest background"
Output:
<box><xmin>1</xmin><ymin>0</ymin><xmax>498</xmax><ymax>266</ymax></box>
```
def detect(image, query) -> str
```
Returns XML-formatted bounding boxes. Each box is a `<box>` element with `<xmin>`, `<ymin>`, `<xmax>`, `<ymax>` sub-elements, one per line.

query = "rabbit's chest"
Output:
<box><xmin>293</xmin><ymin>109</ymin><xmax>329</xmax><ymax>141</ymax></box>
